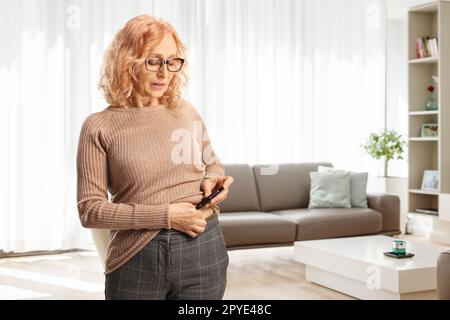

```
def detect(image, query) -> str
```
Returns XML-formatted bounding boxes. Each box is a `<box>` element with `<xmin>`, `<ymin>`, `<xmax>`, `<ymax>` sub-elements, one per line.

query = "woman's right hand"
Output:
<box><xmin>168</xmin><ymin>202</ymin><xmax>207</xmax><ymax>238</ymax></box>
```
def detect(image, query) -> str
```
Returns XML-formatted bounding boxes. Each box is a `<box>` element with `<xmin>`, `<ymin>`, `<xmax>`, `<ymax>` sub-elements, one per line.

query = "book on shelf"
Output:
<box><xmin>416</xmin><ymin>37</ymin><xmax>439</xmax><ymax>58</ymax></box>
<box><xmin>415</xmin><ymin>208</ymin><xmax>438</xmax><ymax>215</ymax></box>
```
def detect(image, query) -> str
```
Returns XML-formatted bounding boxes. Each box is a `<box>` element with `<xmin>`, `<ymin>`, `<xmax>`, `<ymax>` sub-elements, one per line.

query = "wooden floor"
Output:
<box><xmin>0</xmin><ymin>246</ymin><xmax>353</xmax><ymax>300</ymax></box>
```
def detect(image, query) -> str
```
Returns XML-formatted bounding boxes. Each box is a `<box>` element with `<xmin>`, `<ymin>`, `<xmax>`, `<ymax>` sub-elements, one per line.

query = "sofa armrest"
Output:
<box><xmin>367</xmin><ymin>192</ymin><xmax>400</xmax><ymax>233</ymax></box>
<box><xmin>438</xmin><ymin>250</ymin><xmax>450</xmax><ymax>300</ymax></box>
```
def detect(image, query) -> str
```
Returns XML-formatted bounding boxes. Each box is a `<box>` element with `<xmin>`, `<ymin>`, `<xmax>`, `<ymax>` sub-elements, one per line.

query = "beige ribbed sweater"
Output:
<box><xmin>76</xmin><ymin>100</ymin><xmax>225</xmax><ymax>275</ymax></box>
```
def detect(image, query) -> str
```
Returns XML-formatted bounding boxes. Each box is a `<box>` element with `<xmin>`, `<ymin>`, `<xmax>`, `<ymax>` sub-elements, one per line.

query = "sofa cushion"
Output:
<box><xmin>318</xmin><ymin>166</ymin><xmax>368</xmax><ymax>208</ymax></box>
<box><xmin>218</xmin><ymin>212</ymin><xmax>297</xmax><ymax>247</ymax></box>
<box><xmin>272</xmin><ymin>208</ymin><xmax>382</xmax><ymax>240</ymax></box>
<box><xmin>252</xmin><ymin>162</ymin><xmax>333</xmax><ymax>211</ymax></box>
<box><xmin>308</xmin><ymin>171</ymin><xmax>351</xmax><ymax>208</ymax></box>
<box><xmin>221</xmin><ymin>164</ymin><xmax>260</xmax><ymax>212</ymax></box>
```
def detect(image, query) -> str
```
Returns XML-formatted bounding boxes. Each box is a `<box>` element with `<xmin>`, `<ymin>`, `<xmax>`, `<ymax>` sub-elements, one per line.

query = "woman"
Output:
<box><xmin>76</xmin><ymin>15</ymin><xmax>233</xmax><ymax>300</ymax></box>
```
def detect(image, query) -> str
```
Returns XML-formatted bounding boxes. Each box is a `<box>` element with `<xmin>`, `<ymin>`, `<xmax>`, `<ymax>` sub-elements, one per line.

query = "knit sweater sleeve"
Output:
<box><xmin>76</xmin><ymin>113</ymin><xmax>171</xmax><ymax>230</ymax></box>
<box><xmin>184</xmin><ymin>101</ymin><xmax>225</xmax><ymax>215</ymax></box>
<box><xmin>185</xmin><ymin>100</ymin><xmax>225</xmax><ymax>179</ymax></box>
<box><xmin>202</xmin><ymin>119</ymin><xmax>225</xmax><ymax>179</ymax></box>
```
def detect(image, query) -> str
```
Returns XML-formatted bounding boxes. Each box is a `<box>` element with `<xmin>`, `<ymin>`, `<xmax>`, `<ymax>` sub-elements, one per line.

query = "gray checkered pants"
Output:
<box><xmin>104</xmin><ymin>215</ymin><xmax>229</xmax><ymax>300</ymax></box>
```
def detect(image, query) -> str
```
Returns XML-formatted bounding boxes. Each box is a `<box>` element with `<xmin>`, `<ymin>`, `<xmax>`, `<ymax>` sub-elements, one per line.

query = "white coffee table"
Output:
<box><xmin>294</xmin><ymin>235</ymin><xmax>445</xmax><ymax>300</ymax></box>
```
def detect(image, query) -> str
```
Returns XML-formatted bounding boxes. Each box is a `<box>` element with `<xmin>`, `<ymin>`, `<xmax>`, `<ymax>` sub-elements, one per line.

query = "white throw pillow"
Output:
<box><xmin>308</xmin><ymin>171</ymin><xmax>351</xmax><ymax>208</ymax></box>
<box><xmin>318</xmin><ymin>166</ymin><xmax>368</xmax><ymax>208</ymax></box>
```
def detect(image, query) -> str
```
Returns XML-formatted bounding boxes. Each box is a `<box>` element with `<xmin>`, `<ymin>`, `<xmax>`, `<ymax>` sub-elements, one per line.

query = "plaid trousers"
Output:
<box><xmin>104</xmin><ymin>215</ymin><xmax>229</xmax><ymax>300</ymax></box>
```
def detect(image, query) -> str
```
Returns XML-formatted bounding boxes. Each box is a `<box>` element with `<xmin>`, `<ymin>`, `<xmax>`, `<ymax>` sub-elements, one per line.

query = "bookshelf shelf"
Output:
<box><xmin>414</xmin><ymin>209</ymin><xmax>439</xmax><ymax>216</ymax></box>
<box><xmin>409</xmin><ymin>189</ymin><xmax>440</xmax><ymax>195</ymax></box>
<box><xmin>409</xmin><ymin>57</ymin><xmax>438</xmax><ymax>64</ymax></box>
<box><xmin>409</xmin><ymin>137</ymin><xmax>439</xmax><ymax>141</ymax></box>
<box><xmin>409</xmin><ymin>110</ymin><xmax>439</xmax><ymax>116</ymax></box>
<box><xmin>408</xmin><ymin>1</ymin><xmax>450</xmax><ymax>221</ymax></box>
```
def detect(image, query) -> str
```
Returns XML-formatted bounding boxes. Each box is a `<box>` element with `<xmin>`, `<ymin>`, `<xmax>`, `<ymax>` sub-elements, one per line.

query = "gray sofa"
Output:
<box><xmin>218</xmin><ymin>162</ymin><xmax>401</xmax><ymax>249</ymax></box>
<box><xmin>438</xmin><ymin>251</ymin><xmax>450</xmax><ymax>299</ymax></box>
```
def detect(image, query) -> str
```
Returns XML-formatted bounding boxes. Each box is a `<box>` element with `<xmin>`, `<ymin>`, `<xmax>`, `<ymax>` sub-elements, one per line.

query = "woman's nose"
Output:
<box><xmin>158</xmin><ymin>64</ymin><xmax>168</xmax><ymax>78</ymax></box>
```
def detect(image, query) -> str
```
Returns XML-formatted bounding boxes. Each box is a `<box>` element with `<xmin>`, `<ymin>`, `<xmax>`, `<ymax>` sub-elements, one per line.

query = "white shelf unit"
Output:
<box><xmin>408</xmin><ymin>1</ymin><xmax>450</xmax><ymax>222</ymax></box>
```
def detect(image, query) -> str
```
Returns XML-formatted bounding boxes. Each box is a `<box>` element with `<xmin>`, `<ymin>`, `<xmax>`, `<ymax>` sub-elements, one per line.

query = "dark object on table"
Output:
<box><xmin>383</xmin><ymin>251</ymin><xmax>415</xmax><ymax>259</ymax></box>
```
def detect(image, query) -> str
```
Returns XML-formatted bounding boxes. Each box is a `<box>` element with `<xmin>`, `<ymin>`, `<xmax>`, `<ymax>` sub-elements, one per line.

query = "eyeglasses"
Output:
<box><xmin>144</xmin><ymin>57</ymin><xmax>185</xmax><ymax>72</ymax></box>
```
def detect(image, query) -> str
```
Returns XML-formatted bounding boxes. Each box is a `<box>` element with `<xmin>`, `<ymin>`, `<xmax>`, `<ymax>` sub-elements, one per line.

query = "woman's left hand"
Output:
<box><xmin>200</xmin><ymin>175</ymin><xmax>234</xmax><ymax>209</ymax></box>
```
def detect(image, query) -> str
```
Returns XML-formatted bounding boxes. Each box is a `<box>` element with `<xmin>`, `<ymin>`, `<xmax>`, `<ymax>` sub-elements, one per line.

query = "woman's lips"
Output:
<box><xmin>151</xmin><ymin>83</ymin><xmax>166</xmax><ymax>90</ymax></box>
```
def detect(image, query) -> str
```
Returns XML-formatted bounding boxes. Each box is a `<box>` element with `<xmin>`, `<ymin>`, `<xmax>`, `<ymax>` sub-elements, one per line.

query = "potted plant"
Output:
<box><xmin>363</xmin><ymin>129</ymin><xmax>407</xmax><ymax>178</ymax></box>
<box><xmin>363</xmin><ymin>130</ymin><xmax>408</xmax><ymax>233</ymax></box>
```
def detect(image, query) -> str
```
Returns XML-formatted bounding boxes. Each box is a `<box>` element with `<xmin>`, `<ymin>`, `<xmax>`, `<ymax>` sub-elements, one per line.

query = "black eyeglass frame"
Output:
<box><xmin>144</xmin><ymin>57</ymin><xmax>185</xmax><ymax>72</ymax></box>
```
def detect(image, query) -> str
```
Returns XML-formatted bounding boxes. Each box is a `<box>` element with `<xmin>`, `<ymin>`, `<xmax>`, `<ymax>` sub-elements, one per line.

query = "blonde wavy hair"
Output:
<box><xmin>98</xmin><ymin>15</ymin><xmax>188</xmax><ymax>110</ymax></box>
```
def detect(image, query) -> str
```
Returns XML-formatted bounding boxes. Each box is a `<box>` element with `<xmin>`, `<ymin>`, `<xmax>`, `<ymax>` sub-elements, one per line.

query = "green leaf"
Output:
<box><xmin>362</xmin><ymin>130</ymin><xmax>407</xmax><ymax>164</ymax></box>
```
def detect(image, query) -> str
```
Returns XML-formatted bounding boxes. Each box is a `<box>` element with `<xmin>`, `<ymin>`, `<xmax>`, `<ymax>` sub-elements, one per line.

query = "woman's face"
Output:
<box><xmin>137</xmin><ymin>33</ymin><xmax>179</xmax><ymax>105</ymax></box>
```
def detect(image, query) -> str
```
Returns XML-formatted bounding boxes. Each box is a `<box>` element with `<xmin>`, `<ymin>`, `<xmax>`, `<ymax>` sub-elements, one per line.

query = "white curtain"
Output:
<box><xmin>0</xmin><ymin>0</ymin><xmax>386</xmax><ymax>253</ymax></box>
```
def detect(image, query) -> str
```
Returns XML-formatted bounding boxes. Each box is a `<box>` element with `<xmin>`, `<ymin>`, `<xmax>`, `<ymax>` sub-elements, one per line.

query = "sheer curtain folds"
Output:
<box><xmin>0</xmin><ymin>0</ymin><xmax>385</xmax><ymax>252</ymax></box>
